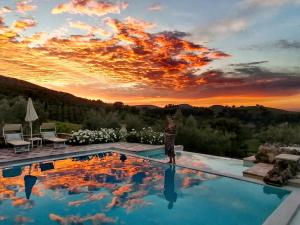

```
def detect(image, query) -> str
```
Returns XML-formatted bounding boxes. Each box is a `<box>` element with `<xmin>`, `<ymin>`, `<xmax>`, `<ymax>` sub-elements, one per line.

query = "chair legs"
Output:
<box><xmin>14</xmin><ymin>145</ymin><xmax>30</xmax><ymax>153</ymax></box>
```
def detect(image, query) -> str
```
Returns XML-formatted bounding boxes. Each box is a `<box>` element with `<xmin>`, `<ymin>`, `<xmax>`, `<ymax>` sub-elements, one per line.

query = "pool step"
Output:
<box><xmin>243</xmin><ymin>155</ymin><xmax>256</xmax><ymax>167</ymax></box>
<box><xmin>243</xmin><ymin>163</ymin><xmax>273</xmax><ymax>180</ymax></box>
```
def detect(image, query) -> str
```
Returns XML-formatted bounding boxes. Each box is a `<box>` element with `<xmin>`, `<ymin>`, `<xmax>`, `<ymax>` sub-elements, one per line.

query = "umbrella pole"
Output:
<box><xmin>30</xmin><ymin>121</ymin><xmax>33</xmax><ymax>148</ymax></box>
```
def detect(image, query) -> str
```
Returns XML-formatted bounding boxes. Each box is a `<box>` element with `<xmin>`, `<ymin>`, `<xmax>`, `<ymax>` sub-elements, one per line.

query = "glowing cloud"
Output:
<box><xmin>69</xmin><ymin>20</ymin><xmax>111</xmax><ymax>37</ymax></box>
<box><xmin>16</xmin><ymin>0</ymin><xmax>37</xmax><ymax>13</ymax></box>
<box><xmin>52</xmin><ymin>0</ymin><xmax>128</xmax><ymax>17</ymax></box>
<box><xmin>13</xmin><ymin>18</ymin><xmax>36</xmax><ymax>30</ymax></box>
<box><xmin>1</xmin><ymin>0</ymin><xmax>299</xmax><ymax>109</ymax></box>
<box><xmin>0</xmin><ymin>6</ymin><xmax>12</xmax><ymax>15</ymax></box>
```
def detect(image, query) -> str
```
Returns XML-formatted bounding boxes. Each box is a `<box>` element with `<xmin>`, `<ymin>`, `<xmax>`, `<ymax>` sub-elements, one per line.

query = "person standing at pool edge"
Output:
<box><xmin>165</xmin><ymin>115</ymin><xmax>176</xmax><ymax>164</ymax></box>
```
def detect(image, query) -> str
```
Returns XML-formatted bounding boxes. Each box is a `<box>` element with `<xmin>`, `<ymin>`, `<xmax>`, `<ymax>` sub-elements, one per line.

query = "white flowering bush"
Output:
<box><xmin>68</xmin><ymin>128</ymin><xmax>120</xmax><ymax>145</ymax></box>
<box><xmin>68</xmin><ymin>127</ymin><xmax>164</xmax><ymax>145</ymax></box>
<box><xmin>127</xmin><ymin>127</ymin><xmax>164</xmax><ymax>145</ymax></box>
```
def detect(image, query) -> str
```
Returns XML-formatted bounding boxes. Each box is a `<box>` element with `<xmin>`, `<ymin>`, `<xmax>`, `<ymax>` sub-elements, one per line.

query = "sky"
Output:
<box><xmin>0</xmin><ymin>0</ymin><xmax>300</xmax><ymax>110</ymax></box>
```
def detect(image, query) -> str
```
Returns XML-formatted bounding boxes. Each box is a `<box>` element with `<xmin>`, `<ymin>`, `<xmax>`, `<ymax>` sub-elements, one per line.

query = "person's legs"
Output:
<box><xmin>172</xmin><ymin>155</ymin><xmax>176</xmax><ymax>164</ymax></box>
<box><xmin>170</xmin><ymin>150</ymin><xmax>175</xmax><ymax>164</ymax></box>
<box><xmin>167</xmin><ymin>151</ymin><xmax>172</xmax><ymax>163</ymax></box>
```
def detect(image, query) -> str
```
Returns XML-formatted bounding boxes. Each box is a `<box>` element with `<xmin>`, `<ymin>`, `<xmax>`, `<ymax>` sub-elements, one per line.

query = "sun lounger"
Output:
<box><xmin>3</xmin><ymin>124</ymin><xmax>30</xmax><ymax>153</ymax></box>
<box><xmin>40</xmin><ymin>123</ymin><xmax>66</xmax><ymax>148</ymax></box>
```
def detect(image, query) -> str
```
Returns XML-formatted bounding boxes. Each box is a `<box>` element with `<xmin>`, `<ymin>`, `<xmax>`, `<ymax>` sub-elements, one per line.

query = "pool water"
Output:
<box><xmin>0</xmin><ymin>152</ymin><xmax>289</xmax><ymax>225</ymax></box>
<box><xmin>138</xmin><ymin>149</ymin><xmax>248</xmax><ymax>176</ymax></box>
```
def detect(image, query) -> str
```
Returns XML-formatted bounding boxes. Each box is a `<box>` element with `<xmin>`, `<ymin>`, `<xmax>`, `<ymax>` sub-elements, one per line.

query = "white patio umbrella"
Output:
<box><xmin>25</xmin><ymin>98</ymin><xmax>39</xmax><ymax>140</ymax></box>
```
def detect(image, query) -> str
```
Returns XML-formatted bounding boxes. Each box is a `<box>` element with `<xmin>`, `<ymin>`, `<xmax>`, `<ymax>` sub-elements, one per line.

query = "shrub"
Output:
<box><xmin>67</xmin><ymin>127</ymin><xmax>164</xmax><ymax>146</ymax></box>
<box><xmin>55</xmin><ymin>121</ymin><xmax>82</xmax><ymax>133</ymax></box>
<box><xmin>68</xmin><ymin>128</ymin><xmax>120</xmax><ymax>145</ymax></box>
<box><xmin>139</xmin><ymin>127</ymin><xmax>164</xmax><ymax>145</ymax></box>
<box><xmin>126</xmin><ymin>127</ymin><xmax>164</xmax><ymax>145</ymax></box>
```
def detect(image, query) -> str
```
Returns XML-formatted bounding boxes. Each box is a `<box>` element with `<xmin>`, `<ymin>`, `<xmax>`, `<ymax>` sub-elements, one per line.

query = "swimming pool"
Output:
<box><xmin>0</xmin><ymin>152</ymin><xmax>290</xmax><ymax>225</ymax></box>
<box><xmin>137</xmin><ymin>149</ymin><xmax>248</xmax><ymax>176</ymax></box>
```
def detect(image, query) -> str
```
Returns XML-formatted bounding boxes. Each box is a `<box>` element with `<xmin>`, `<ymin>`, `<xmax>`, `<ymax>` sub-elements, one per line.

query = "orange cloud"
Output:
<box><xmin>68</xmin><ymin>193</ymin><xmax>107</xmax><ymax>206</ymax></box>
<box><xmin>124</xmin><ymin>16</ymin><xmax>156</xmax><ymax>30</ymax></box>
<box><xmin>16</xmin><ymin>0</ymin><xmax>37</xmax><ymax>13</ymax></box>
<box><xmin>0</xmin><ymin>18</ymin><xmax>36</xmax><ymax>41</ymax></box>
<box><xmin>0</xmin><ymin>15</ymin><xmax>230</xmax><ymax>105</ymax></box>
<box><xmin>3</xmin><ymin>14</ymin><xmax>299</xmax><ymax>109</ymax></box>
<box><xmin>69</xmin><ymin>20</ymin><xmax>111</xmax><ymax>37</ymax></box>
<box><xmin>15</xmin><ymin>216</ymin><xmax>33</xmax><ymax>224</ymax></box>
<box><xmin>0</xmin><ymin>6</ymin><xmax>12</xmax><ymax>15</ymax></box>
<box><xmin>13</xmin><ymin>18</ymin><xmax>36</xmax><ymax>30</ymax></box>
<box><xmin>52</xmin><ymin>0</ymin><xmax>128</xmax><ymax>17</ymax></box>
<box><xmin>49</xmin><ymin>213</ymin><xmax>116</xmax><ymax>225</ymax></box>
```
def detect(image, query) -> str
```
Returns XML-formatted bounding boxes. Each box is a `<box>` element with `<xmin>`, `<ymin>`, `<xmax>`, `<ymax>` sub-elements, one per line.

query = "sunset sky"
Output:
<box><xmin>0</xmin><ymin>0</ymin><xmax>300</xmax><ymax>110</ymax></box>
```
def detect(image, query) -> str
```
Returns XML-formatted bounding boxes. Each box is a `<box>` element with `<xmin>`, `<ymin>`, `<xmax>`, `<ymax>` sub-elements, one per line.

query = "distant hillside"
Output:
<box><xmin>1</xmin><ymin>75</ymin><xmax>300</xmax><ymax>158</ymax></box>
<box><xmin>0</xmin><ymin>75</ymin><xmax>106</xmax><ymax>108</ymax></box>
<box><xmin>0</xmin><ymin>75</ymin><xmax>299</xmax><ymax>126</ymax></box>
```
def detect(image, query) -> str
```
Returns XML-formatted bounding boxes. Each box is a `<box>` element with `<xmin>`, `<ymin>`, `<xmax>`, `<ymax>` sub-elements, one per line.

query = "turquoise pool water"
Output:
<box><xmin>0</xmin><ymin>152</ymin><xmax>290</xmax><ymax>225</ymax></box>
<box><xmin>137</xmin><ymin>149</ymin><xmax>248</xmax><ymax>176</ymax></box>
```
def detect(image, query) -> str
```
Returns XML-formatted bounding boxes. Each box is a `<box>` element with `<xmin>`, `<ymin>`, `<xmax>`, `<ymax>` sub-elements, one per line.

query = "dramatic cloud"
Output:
<box><xmin>0</xmin><ymin>0</ymin><xmax>299</xmax><ymax>109</ymax></box>
<box><xmin>0</xmin><ymin>18</ymin><xmax>36</xmax><ymax>41</ymax></box>
<box><xmin>16</xmin><ymin>0</ymin><xmax>37</xmax><ymax>13</ymax></box>
<box><xmin>52</xmin><ymin>0</ymin><xmax>128</xmax><ymax>17</ymax></box>
<box><xmin>148</xmin><ymin>3</ymin><xmax>163</xmax><ymax>11</ymax></box>
<box><xmin>193</xmin><ymin>0</ymin><xmax>300</xmax><ymax>41</ymax></box>
<box><xmin>0</xmin><ymin>6</ymin><xmax>11</xmax><ymax>15</ymax></box>
<box><xmin>13</xmin><ymin>18</ymin><xmax>36</xmax><ymax>30</ymax></box>
<box><xmin>199</xmin><ymin>66</ymin><xmax>300</xmax><ymax>98</ymax></box>
<box><xmin>241</xmin><ymin>0</ymin><xmax>300</xmax><ymax>8</ymax></box>
<box><xmin>69</xmin><ymin>20</ymin><xmax>111</xmax><ymax>37</ymax></box>
<box><xmin>123</xmin><ymin>16</ymin><xmax>156</xmax><ymax>30</ymax></box>
<box><xmin>230</xmin><ymin>61</ymin><xmax>269</xmax><ymax>66</ymax></box>
<box><xmin>240</xmin><ymin>39</ymin><xmax>300</xmax><ymax>51</ymax></box>
<box><xmin>274</xmin><ymin>39</ymin><xmax>300</xmax><ymax>49</ymax></box>
<box><xmin>199</xmin><ymin>18</ymin><xmax>248</xmax><ymax>41</ymax></box>
<box><xmin>49</xmin><ymin>213</ymin><xmax>116</xmax><ymax>225</ymax></box>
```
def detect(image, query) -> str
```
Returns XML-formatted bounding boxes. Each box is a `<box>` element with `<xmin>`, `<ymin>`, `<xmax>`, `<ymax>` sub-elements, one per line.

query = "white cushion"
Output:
<box><xmin>5</xmin><ymin>133</ymin><xmax>22</xmax><ymax>141</ymax></box>
<box><xmin>42</xmin><ymin>131</ymin><xmax>56</xmax><ymax>138</ymax></box>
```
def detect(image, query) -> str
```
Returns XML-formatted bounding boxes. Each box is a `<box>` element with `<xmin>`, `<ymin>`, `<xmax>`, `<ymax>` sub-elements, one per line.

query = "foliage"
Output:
<box><xmin>68</xmin><ymin>129</ymin><xmax>120</xmax><ymax>145</ymax></box>
<box><xmin>55</xmin><ymin>121</ymin><xmax>82</xmax><ymax>134</ymax></box>
<box><xmin>258</xmin><ymin>124</ymin><xmax>300</xmax><ymax>145</ymax></box>
<box><xmin>125</xmin><ymin>128</ymin><xmax>164</xmax><ymax>145</ymax></box>
<box><xmin>137</xmin><ymin>127</ymin><xmax>164</xmax><ymax>145</ymax></box>
<box><xmin>1</xmin><ymin>75</ymin><xmax>300</xmax><ymax>158</ymax></box>
<box><xmin>68</xmin><ymin>127</ymin><xmax>164</xmax><ymax>145</ymax></box>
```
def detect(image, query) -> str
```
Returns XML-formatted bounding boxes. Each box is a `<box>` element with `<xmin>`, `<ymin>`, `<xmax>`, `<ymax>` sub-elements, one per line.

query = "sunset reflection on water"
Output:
<box><xmin>0</xmin><ymin>152</ymin><xmax>289</xmax><ymax>225</ymax></box>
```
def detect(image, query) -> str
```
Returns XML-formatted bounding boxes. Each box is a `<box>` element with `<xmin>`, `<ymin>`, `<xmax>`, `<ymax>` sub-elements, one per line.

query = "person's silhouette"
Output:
<box><xmin>163</xmin><ymin>165</ymin><xmax>177</xmax><ymax>209</ymax></box>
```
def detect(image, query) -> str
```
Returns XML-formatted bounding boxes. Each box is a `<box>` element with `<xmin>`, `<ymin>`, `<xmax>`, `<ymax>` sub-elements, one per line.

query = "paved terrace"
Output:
<box><xmin>0</xmin><ymin>142</ymin><xmax>183</xmax><ymax>167</ymax></box>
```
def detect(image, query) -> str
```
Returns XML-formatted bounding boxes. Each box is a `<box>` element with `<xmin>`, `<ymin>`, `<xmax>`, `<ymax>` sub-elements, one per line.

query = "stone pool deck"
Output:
<box><xmin>0</xmin><ymin>142</ymin><xmax>183</xmax><ymax>167</ymax></box>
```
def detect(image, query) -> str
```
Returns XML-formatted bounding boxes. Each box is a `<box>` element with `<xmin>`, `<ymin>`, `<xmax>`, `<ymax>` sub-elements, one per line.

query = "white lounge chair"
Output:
<box><xmin>40</xmin><ymin>123</ymin><xmax>66</xmax><ymax>148</ymax></box>
<box><xmin>3</xmin><ymin>124</ymin><xmax>30</xmax><ymax>153</ymax></box>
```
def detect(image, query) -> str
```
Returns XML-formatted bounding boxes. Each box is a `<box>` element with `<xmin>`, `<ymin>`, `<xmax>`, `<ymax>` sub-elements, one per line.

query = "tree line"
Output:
<box><xmin>1</xmin><ymin>75</ymin><xmax>300</xmax><ymax>158</ymax></box>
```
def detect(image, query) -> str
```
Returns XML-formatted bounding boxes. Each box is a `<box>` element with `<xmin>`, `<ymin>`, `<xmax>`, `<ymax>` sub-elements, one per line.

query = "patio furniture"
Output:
<box><xmin>3</xmin><ymin>124</ymin><xmax>30</xmax><ymax>153</ymax></box>
<box><xmin>40</xmin><ymin>123</ymin><xmax>66</xmax><ymax>148</ymax></box>
<box><xmin>29</xmin><ymin>137</ymin><xmax>43</xmax><ymax>148</ymax></box>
